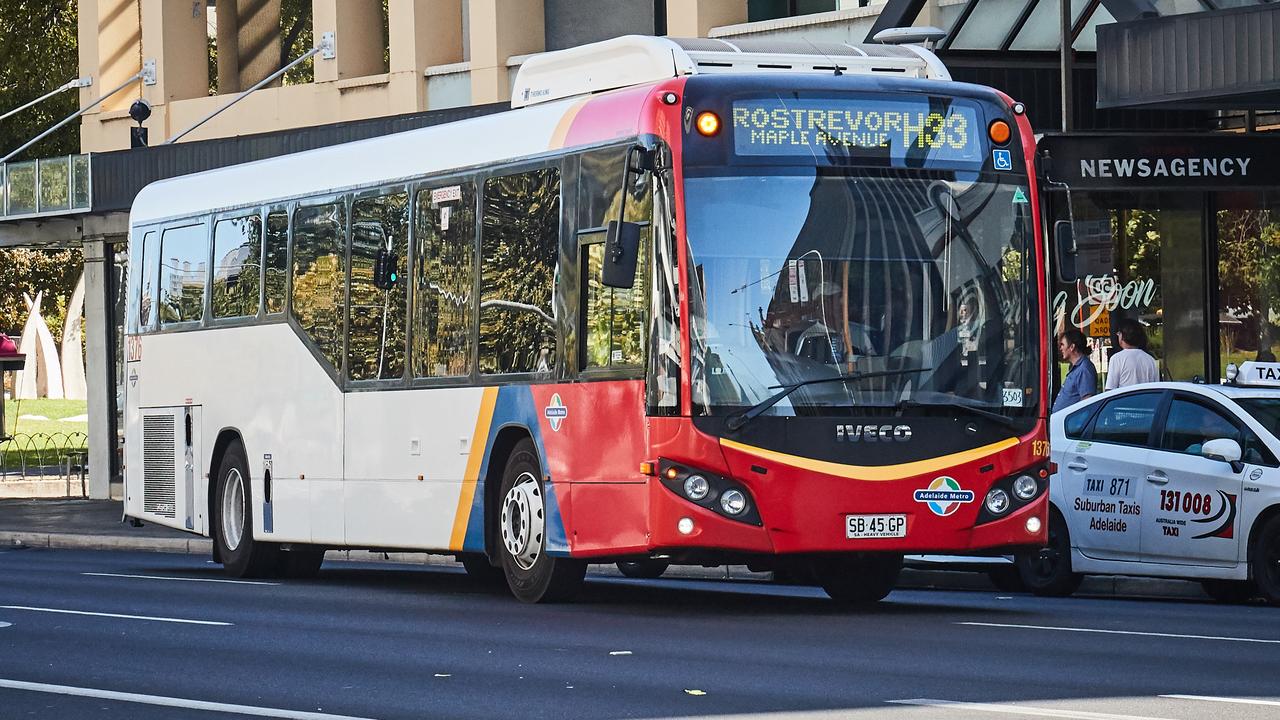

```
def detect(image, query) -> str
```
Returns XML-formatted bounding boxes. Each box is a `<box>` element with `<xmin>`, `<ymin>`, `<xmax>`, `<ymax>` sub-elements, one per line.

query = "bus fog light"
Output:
<box><xmin>984</xmin><ymin>488</ymin><xmax>1011</xmax><ymax>515</ymax></box>
<box><xmin>683</xmin><ymin>474</ymin><xmax>710</xmax><ymax>501</ymax></box>
<box><xmin>1026</xmin><ymin>516</ymin><xmax>1042</xmax><ymax>534</ymax></box>
<box><xmin>1013</xmin><ymin>475</ymin><xmax>1038</xmax><ymax>501</ymax></box>
<box><xmin>677</xmin><ymin>517</ymin><xmax>695</xmax><ymax>535</ymax></box>
<box><xmin>720</xmin><ymin>489</ymin><xmax>748</xmax><ymax>516</ymax></box>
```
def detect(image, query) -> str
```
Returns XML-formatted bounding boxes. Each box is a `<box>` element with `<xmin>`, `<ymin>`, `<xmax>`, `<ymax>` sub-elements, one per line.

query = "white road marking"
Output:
<box><xmin>888</xmin><ymin>698</ymin><xmax>1171</xmax><ymax>720</ymax></box>
<box><xmin>0</xmin><ymin>621</ymin><xmax>10</xmax><ymax>628</ymax></box>
<box><xmin>1162</xmin><ymin>694</ymin><xmax>1280</xmax><ymax>708</ymax></box>
<box><xmin>0</xmin><ymin>606</ymin><xmax>230</xmax><ymax>626</ymax></box>
<box><xmin>0</xmin><ymin>678</ymin><xmax>378</xmax><ymax>720</ymax></box>
<box><xmin>957</xmin><ymin>621</ymin><xmax>1280</xmax><ymax>645</ymax></box>
<box><xmin>82</xmin><ymin>572</ymin><xmax>279</xmax><ymax>586</ymax></box>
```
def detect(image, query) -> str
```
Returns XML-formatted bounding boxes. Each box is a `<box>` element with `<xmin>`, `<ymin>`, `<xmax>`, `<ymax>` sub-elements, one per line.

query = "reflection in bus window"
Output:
<box><xmin>348</xmin><ymin>191</ymin><xmax>409</xmax><ymax>381</ymax></box>
<box><xmin>582</xmin><ymin>233</ymin><xmax>648</xmax><ymax>370</ymax></box>
<box><xmin>159</xmin><ymin>224</ymin><xmax>208</xmax><ymax>325</ymax></box>
<box><xmin>211</xmin><ymin>215</ymin><xmax>262</xmax><ymax>319</ymax></box>
<box><xmin>414</xmin><ymin>183</ymin><xmax>475</xmax><ymax>378</ymax></box>
<box><xmin>291</xmin><ymin>201</ymin><xmax>346</xmax><ymax>371</ymax></box>
<box><xmin>264</xmin><ymin>211</ymin><xmax>288</xmax><ymax>314</ymax></box>
<box><xmin>480</xmin><ymin>169</ymin><xmax>560</xmax><ymax>375</ymax></box>
<box><xmin>138</xmin><ymin>231</ymin><xmax>157</xmax><ymax>329</ymax></box>
<box><xmin>578</xmin><ymin>148</ymin><xmax>648</xmax><ymax>229</ymax></box>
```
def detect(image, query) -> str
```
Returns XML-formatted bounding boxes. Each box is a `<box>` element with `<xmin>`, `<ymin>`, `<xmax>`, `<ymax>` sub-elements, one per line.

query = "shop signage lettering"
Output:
<box><xmin>1080</xmin><ymin>157</ymin><xmax>1251</xmax><ymax>180</ymax></box>
<box><xmin>1053</xmin><ymin>274</ymin><xmax>1157</xmax><ymax>330</ymax></box>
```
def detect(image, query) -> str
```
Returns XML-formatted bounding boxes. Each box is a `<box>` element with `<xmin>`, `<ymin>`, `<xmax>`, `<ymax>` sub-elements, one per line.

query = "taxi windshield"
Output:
<box><xmin>1237</xmin><ymin>397</ymin><xmax>1280</xmax><ymax>437</ymax></box>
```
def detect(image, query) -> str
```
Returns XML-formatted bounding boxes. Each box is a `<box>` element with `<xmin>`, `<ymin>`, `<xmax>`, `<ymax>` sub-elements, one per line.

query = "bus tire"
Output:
<box><xmin>1014</xmin><ymin>508</ymin><xmax>1082</xmax><ymax>597</ymax></box>
<box><xmin>1250</xmin><ymin>514</ymin><xmax>1280</xmax><ymax>606</ymax></box>
<box><xmin>814</xmin><ymin>554</ymin><xmax>902</xmax><ymax>604</ymax></box>
<box><xmin>277</xmin><ymin>547</ymin><xmax>325</xmax><ymax>579</ymax></box>
<box><xmin>616</xmin><ymin>560</ymin><xmax>670</xmax><ymax>579</ymax></box>
<box><xmin>213</xmin><ymin>443</ymin><xmax>278</xmax><ymax>578</ymax></box>
<box><xmin>496</xmin><ymin>439</ymin><xmax>585</xmax><ymax>603</ymax></box>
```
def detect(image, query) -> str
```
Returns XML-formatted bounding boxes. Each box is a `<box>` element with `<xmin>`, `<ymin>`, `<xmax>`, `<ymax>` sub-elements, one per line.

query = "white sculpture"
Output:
<box><xmin>61</xmin><ymin>273</ymin><xmax>87</xmax><ymax>400</ymax></box>
<box><xmin>14</xmin><ymin>292</ymin><xmax>64</xmax><ymax>400</ymax></box>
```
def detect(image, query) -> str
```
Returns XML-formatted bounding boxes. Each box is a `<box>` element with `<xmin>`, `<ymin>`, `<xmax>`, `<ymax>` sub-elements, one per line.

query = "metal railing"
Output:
<box><xmin>0</xmin><ymin>432</ymin><xmax>89</xmax><ymax>496</ymax></box>
<box><xmin>0</xmin><ymin>154</ymin><xmax>91</xmax><ymax>220</ymax></box>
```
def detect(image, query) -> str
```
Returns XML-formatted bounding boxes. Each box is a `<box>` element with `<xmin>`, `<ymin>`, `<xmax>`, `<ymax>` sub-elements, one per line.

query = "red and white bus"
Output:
<box><xmin>124</xmin><ymin>35</ymin><xmax>1049</xmax><ymax>603</ymax></box>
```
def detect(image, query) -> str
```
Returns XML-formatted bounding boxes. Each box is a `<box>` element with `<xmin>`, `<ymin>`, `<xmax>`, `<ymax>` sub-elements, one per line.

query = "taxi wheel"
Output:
<box><xmin>1200</xmin><ymin>579</ymin><xmax>1257</xmax><ymax>604</ymax></box>
<box><xmin>496</xmin><ymin>439</ymin><xmax>586</xmax><ymax>603</ymax></box>
<box><xmin>617</xmin><ymin>560</ymin><xmax>670</xmax><ymax>579</ymax></box>
<box><xmin>1014</xmin><ymin>509</ymin><xmax>1082</xmax><ymax>597</ymax></box>
<box><xmin>1251</xmin><ymin>514</ymin><xmax>1280</xmax><ymax>605</ymax></box>
<box><xmin>815</xmin><ymin>554</ymin><xmax>902</xmax><ymax>604</ymax></box>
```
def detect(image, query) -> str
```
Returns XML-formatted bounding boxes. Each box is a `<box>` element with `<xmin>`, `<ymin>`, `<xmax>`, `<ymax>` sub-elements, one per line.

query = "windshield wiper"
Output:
<box><xmin>895</xmin><ymin>398</ymin><xmax>1018</xmax><ymax>428</ymax></box>
<box><xmin>726</xmin><ymin>368</ymin><xmax>931</xmax><ymax>432</ymax></box>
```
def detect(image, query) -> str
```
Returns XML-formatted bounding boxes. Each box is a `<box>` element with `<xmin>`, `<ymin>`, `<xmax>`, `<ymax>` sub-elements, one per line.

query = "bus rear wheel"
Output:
<box><xmin>213</xmin><ymin>443</ymin><xmax>278</xmax><ymax>578</ymax></box>
<box><xmin>813</xmin><ymin>554</ymin><xmax>902</xmax><ymax>604</ymax></box>
<box><xmin>496</xmin><ymin>439</ymin><xmax>585</xmax><ymax>603</ymax></box>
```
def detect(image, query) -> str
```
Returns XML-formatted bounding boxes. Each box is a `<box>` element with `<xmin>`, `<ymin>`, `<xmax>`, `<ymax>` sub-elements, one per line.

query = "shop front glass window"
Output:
<box><xmin>1217</xmin><ymin>191</ymin><xmax>1280</xmax><ymax>378</ymax></box>
<box><xmin>1054</xmin><ymin>191</ymin><xmax>1206</xmax><ymax>386</ymax></box>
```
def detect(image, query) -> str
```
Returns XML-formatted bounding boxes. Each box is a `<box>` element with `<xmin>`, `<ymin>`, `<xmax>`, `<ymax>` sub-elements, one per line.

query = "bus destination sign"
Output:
<box><xmin>732</xmin><ymin>98</ymin><xmax>982</xmax><ymax>164</ymax></box>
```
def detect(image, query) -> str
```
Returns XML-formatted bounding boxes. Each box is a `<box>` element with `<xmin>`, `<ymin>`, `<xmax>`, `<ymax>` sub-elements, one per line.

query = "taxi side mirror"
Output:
<box><xmin>1202</xmin><ymin>438</ymin><xmax>1244</xmax><ymax>473</ymax></box>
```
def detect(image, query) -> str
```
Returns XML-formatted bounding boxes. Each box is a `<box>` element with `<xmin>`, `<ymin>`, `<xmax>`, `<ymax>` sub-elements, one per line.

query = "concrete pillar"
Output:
<box><xmin>215</xmin><ymin>0</ymin><xmax>241</xmax><ymax>93</ymax></box>
<box><xmin>140</xmin><ymin>0</ymin><xmax>209</xmax><ymax>105</ymax></box>
<box><xmin>314</xmin><ymin>0</ymin><xmax>386</xmax><ymax>82</ymax></box>
<box><xmin>217</xmin><ymin>0</ymin><xmax>284</xmax><ymax>94</ymax></box>
<box><xmin>83</xmin><ymin>235</ymin><xmax>121</xmax><ymax>500</ymax></box>
<box><xmin>388</xmin><ymin>0</ymin><xmax>463</xmax><ymax>112</ymax></box>
<box><xmin>87</xmin><ymin>0</ymin><xmax>144</xmax><ymax>114</ymax></box>
<box><xmin>469</xmin><ymin>0</ymin><xmax>544</xmax><ymax>105</ymax></box>
<box><xmin>665</xmin><ymin>0</ymin><xmax>747</xmax><ymax>37</ymax></box>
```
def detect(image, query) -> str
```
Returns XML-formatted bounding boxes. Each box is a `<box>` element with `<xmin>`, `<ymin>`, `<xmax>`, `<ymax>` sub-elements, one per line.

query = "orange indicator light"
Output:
<box><xmin>639</xmin><ymin>461</ymin><xmax>655</xmax><ymax>476</ymax></box>
<box><xmin>988</xmin><ymin>120</ymin><xmax>1011</xmax><ymax>145</ymax></box>
<box><xmin>665</xmin><ymin>467</ymin><xmax>680</xmax><ymax>480</ymax></box>
<box><xmin>696</xmin><ymin>111</ymin><xmax>721</xmax><ymax>137</ymax></box>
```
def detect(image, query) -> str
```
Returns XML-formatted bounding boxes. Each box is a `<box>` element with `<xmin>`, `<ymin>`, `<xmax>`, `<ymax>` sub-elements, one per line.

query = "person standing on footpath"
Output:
<box><xmin>1053</xmin><ymin>329</ymin><xmax>1098</xmax><ymax>412</ymax></box>
<box><xmin>1105</xmin><ymin>320</ymin><xmax>1159</xmax><ymax>390</ymax></box>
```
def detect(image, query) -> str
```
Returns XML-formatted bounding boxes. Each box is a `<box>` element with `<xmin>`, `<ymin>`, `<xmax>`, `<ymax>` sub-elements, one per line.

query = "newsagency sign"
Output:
<box><xmin>1039</xmin><ymin>134</ymin><xmax>1280</xmax><ymax>189</ymax></box>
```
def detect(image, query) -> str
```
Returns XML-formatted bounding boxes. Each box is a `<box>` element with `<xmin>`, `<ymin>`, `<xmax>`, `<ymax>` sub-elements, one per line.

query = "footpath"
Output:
<box><xmin>0</xmin><ymin>498</ymin><xmax>1210</xmax><ymax>600</ymax></box>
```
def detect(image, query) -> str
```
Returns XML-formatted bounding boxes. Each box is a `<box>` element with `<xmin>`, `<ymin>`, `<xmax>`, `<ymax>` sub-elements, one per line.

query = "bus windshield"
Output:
<box><xmin>684</xmin><ymin>166</ymin><xmax>1038</xmax><ymax>420</ymax></box>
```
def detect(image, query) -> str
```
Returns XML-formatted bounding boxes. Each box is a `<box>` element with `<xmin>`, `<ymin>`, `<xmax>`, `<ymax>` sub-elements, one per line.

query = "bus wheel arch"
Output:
<box><xmin>208</xmin><ymin>428</ymin><xmax>247</xmax><ymax>563</ymax></box>
<box><xmin>482</xmin><ymin>426</ymin><xmax>536</xmax><ymax>564</ymax></box>
<box><xmin>209</xmin><ymin>432</ymin><xmax>278</xmax><ymax>577</ymax></box>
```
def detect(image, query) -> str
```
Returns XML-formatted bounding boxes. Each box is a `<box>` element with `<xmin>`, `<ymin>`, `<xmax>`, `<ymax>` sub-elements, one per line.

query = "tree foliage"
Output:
<box><xmin>0</xmin><ymin>248</ymin><xmax>82</xmax><ymax>343</ymax></box>
<box><xmin>0</xmin><ymin>0</ymin><xmax>79</xmax><ymax>159</ymax></box>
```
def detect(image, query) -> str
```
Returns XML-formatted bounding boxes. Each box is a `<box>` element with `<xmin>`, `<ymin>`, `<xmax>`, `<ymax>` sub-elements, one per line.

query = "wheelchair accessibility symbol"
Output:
<box><xmin>992</xmin><ymin>149</ymin><xmax>1013</xmax><ymax>171</ymax></box>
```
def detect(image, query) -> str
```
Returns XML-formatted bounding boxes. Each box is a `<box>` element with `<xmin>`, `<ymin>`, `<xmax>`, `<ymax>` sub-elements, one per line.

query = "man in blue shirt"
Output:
<box><xmin>1053</xmin><ymin>329</ymin><xmax>1098</xmax><ymax>412</ymax></box>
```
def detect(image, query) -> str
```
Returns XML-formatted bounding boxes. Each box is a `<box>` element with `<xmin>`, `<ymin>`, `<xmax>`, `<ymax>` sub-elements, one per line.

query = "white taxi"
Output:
<box><xmin>1019</xmin><ymin>361</ymin><xmax>1280</xmax><ymax>604</ymax></box>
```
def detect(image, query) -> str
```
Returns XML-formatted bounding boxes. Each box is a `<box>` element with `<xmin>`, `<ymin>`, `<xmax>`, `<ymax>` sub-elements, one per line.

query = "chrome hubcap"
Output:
<box><xmin>500</xmin><ymin>472</ymin><xmax>545</xmax><ymax>571</ymax></box>
<box><xmin>221</xmin><ymin>468</ymin><xmax>245</xmax><ymax>552</ymax></box>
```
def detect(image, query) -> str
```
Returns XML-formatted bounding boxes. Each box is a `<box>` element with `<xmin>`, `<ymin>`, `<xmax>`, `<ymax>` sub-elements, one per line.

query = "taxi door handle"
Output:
<box><xmin>1067</xmin><ymin>460</ymin><xmax>1088</xmax><ymax>471</ymax></box>
<box><xmin>1145</xmin><ymin>472</ymin><xmax>1169</xmax><ymax>485</ymax></box>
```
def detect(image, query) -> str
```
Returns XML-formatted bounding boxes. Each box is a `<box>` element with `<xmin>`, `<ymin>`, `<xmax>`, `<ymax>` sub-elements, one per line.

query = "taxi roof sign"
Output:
<box><xmin>1231</xmin><ymin>361</ymin><xmax>1280</xmax><ymax>387</ymax></box>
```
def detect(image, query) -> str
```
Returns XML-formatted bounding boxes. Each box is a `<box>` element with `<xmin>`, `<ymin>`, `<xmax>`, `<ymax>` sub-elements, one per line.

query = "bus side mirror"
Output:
<box><xmin>1054</xmin><ymin>220</ymin><xmax>1077</xmax><ymax>283</ymax></box>
<box><xmin>602</xmin><ymin>220</ymin><xmax>641</xmax><ymax>289</ymax></box>
<box><xmin>373</xmin><ymin>247</ymin><xmax>399</xmax><ymax>290</ymax></box>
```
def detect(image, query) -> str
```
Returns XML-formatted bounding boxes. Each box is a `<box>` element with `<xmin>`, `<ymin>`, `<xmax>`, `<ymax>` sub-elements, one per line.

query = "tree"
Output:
<box><xmin>0</xmin><ymin>0</ymin><xmax>79</xmax><ymax>159</ymax></box>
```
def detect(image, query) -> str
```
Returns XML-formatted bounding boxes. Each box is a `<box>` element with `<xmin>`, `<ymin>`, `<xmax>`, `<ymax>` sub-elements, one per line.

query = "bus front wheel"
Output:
<box><xmin>496</xmin><ymin>439</ymin><xmax>586</xmax><ymax>603</ymax></box>
<box><xmin>813</xmin><ymin>554</ymin><xmax>902</xmax><ymax>604</ymax></box>
<box><xmin>213</xmin><ymin>442</ymin><xmax>279</xmax><ymax>578</ymax></box>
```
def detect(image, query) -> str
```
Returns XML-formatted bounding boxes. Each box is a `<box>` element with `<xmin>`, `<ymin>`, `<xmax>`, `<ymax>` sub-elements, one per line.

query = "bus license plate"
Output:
<box><xmin>846</xmin><ymin>514</ymin><xmax>907</xmax><ymax>539</ymax></box>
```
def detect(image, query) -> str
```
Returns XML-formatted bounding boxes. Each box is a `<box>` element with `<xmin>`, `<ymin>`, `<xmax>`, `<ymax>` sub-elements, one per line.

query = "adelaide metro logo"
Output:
<box><xmin>914</xmin><ymin>477</ymin><xmax>975</xmax><ymax>517</ymax></box>
<box><xmin>544</xmin><ymin>393</ymin><xmax>568</xmax><ymax>432</ymax></box>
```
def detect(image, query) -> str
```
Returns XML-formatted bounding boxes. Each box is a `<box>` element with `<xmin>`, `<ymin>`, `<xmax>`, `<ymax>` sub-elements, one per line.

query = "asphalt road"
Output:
<box><xmin>1</xmin><ymin>547</ymin><xmax>1279</xmax><ymax>720</ymax></box>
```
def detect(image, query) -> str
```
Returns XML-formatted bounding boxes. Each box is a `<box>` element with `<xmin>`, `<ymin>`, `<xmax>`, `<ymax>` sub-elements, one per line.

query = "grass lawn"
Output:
<box><xmin>2</xmin><ymin>398</ymin><xmax>88</xmax><ymax>471</ymax></box>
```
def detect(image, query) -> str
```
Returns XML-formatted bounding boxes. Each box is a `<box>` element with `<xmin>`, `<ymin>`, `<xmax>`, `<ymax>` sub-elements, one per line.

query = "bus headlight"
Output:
<box><xmin>1012</xmin><ymin>475</ymin><xmax>1038</xmax><ymax>501</ymax></box>
<box><xmin>683</xmin><ymin>475</ymin><xmax>710</xmax><ymax>501</ymax></box>
<box><xmin>720</xmin><ymin>489</ymin><xmax>748</xmax><ymax>516</ymax></box>
<box><xmin>984</xmin><ymin>488</ymin><xmax>1011</xmax><ymax>515</ymax></box>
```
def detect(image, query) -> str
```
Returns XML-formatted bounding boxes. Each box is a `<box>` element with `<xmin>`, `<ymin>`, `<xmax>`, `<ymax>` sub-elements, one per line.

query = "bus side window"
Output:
<box><xmin>210</xmin><ymin>215</ymin><xmax>262</xmax><ymax>319</ymax></box>
<box><xmin>581</xmin><ymin>231</ymin><xmax>648</xmax><ymax>371</ymax></box>
<box><xmin>480</xmin><ymin>168</ymin><xmax>561</xmax><ymax>375</ymax></box>
<box><xmin>348</xmin><ymin>190</ymin><xmax>410</xmax><ymax>381</ymax></box>
<box><xmin>158</xmin><ymin>223</ymin><xmax>208</xmax><ymax>325</ymax></box>
<box><xmin>413</xmin><ymin>182</ymin><xmax>476</xmax><ymax>378</ymax></box>
<box><xmin>291</xmin><ymin>201</ymin><xmax>347</xmax><ymax>372</ymax></box>
<box><xmin>578</xmin><ymin>146</ymin><xmax>649</xmax><ymax>230</ymax></box>
<box><xmin>137</xmin><ymin>230</ymin><xmax>157</xmax><ymax>331</ymax></box>
<box><xmin>264</xmin><ymin>211</ymin><xmax>288</xmax><ymax>314</ymax></box>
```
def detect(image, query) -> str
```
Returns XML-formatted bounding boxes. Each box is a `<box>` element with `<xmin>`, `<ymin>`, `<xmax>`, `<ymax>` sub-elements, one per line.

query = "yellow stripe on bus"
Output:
<box><xmin>719</xmin><ymin>436</ymin><xmax>1020</xmax><ymax>482</ymax></box>
<box><xmin>548</xmin><ymin>98</ymin><xmax>590</xmax><ymax>150</ymax></box>
<box><xmin>449</xmin><ymin>387</ymin><xmax>500</xmax><ymax>550</ymax></box>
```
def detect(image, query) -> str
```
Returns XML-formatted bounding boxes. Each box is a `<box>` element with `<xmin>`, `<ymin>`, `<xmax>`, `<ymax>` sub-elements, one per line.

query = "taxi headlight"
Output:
<box><xmin>984</xmin><ymin>488</ymin><xmax>1011</xmax><ymax>515</ymax></box>
<box><xmin>1012</xmin><ymin>475</ymin><xmax>1038</xmax><ymax>501</ymax></box>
